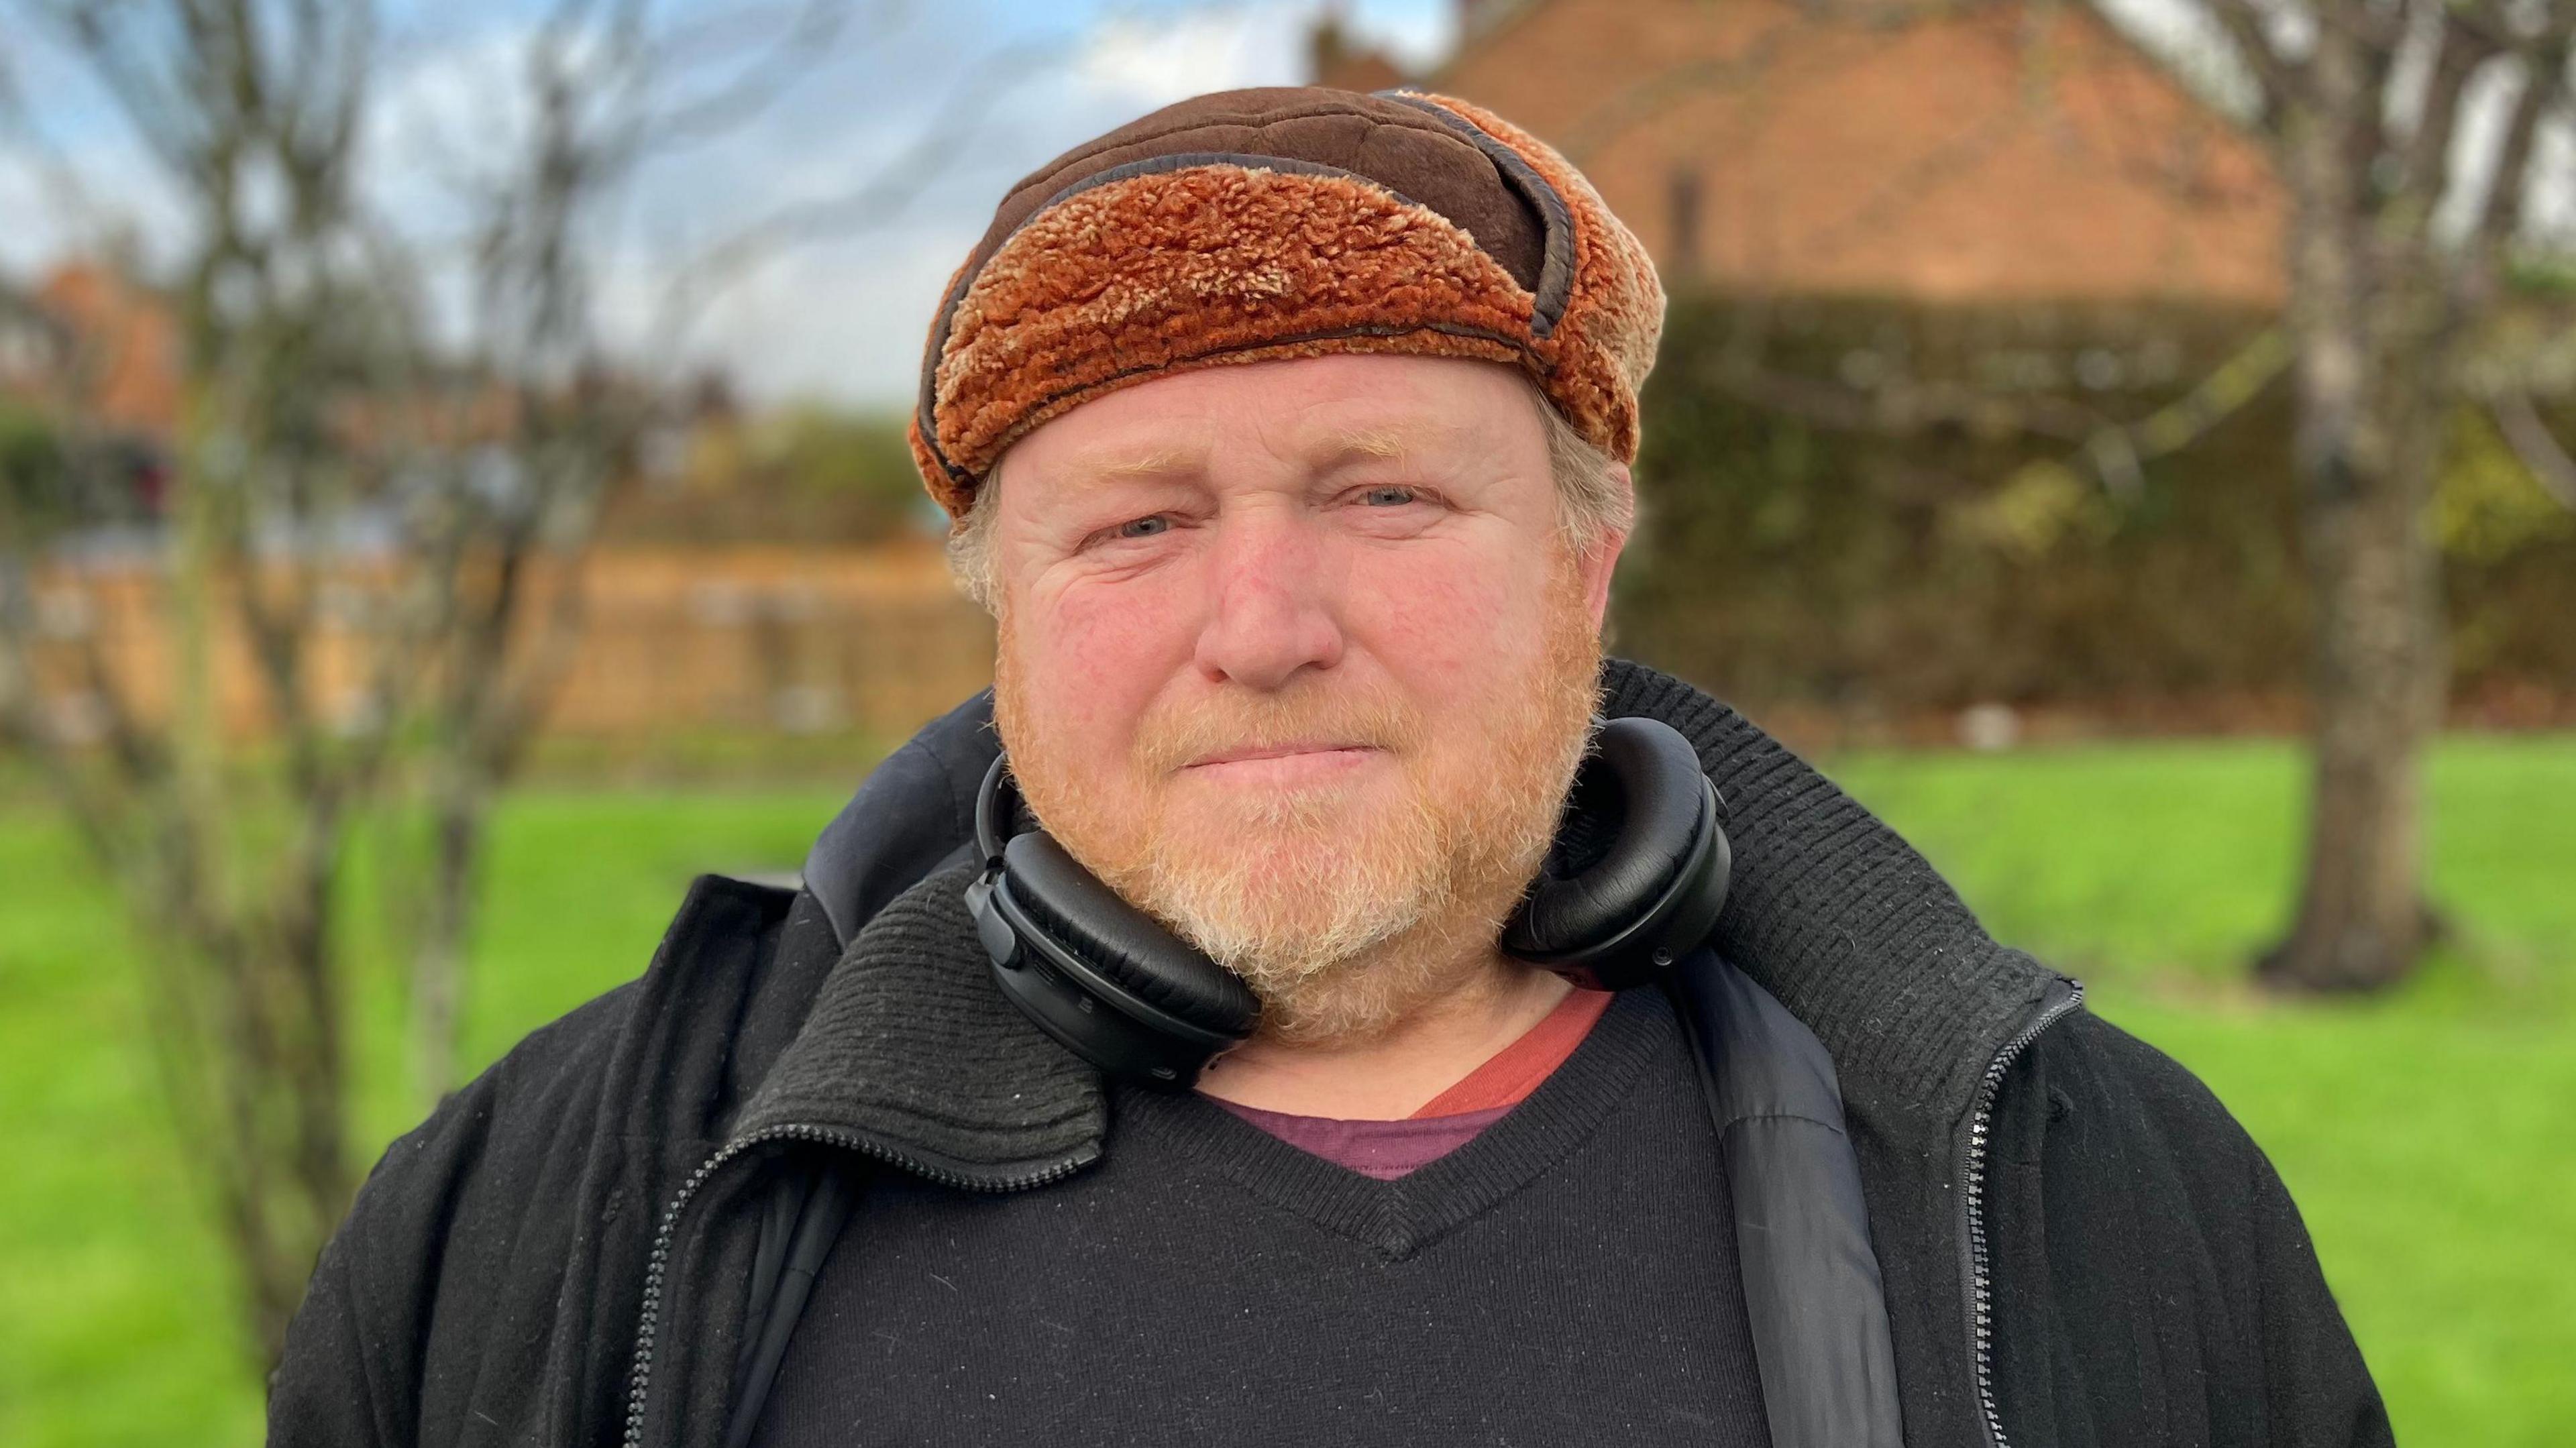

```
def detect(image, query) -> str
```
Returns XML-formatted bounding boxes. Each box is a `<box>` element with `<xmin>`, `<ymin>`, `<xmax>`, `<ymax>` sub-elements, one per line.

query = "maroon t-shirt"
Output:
<box><xmin>1212</xmin><ymin>1101</ymin><xmax>1518</xmax><ymax>1181</ymax></box>
<box><xmin>1211</xmin><ymin>987</ymin><xmax>1613</xmax><ymax>1180</ymax></box>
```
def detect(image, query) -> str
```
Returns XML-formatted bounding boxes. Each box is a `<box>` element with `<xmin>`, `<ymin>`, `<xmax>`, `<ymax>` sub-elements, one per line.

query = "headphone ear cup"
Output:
<box><xmin>1503</xmin><ymin>716</ymin><xmax>1731</xmax><ymax>988</ymax></box>
<box><xmin>999</xmin><ymin>832</ymin><xmax>1262</xmax><ymax>1040</ymax></box>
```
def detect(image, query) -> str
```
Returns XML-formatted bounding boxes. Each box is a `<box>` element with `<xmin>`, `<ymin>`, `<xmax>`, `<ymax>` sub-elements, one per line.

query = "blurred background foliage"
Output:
<box><xmin>604</xmin><ymin>394</ymin><xmax>938</xmax><ymax>547</ymax></box>
<box><xmin>1625</xmin><ymin>295</ymin><xmax>2576</xmax><ymax>732</ymax></box>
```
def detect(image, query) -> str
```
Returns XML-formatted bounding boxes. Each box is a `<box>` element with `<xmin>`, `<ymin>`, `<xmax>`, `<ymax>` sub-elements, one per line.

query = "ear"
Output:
<box><xmin>1576</xmin><ymin>461</ymin><xmax>1633</xmax><ymax>632</ymax></box>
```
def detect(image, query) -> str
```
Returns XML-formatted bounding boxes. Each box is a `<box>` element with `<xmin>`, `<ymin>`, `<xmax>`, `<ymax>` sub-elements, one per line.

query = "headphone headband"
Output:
<box><xmin>973</xmin><ymin>752</ymin><xmax>1021</xmax><ymax>869</ymax></box>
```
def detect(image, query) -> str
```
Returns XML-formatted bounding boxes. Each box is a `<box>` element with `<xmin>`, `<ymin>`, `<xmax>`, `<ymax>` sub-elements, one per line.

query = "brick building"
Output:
<box><xmin>1316</xmin><ymin>0</ymin><xmax>2286</xmax><ymax>307</ymax></box>
<box><xmin>0</xmin><ymin>262</ymin><xmax>182</xmax><ymax>518</ymax></box>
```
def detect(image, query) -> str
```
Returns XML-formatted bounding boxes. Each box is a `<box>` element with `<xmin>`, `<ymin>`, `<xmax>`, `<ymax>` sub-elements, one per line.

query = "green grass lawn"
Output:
<box><xmin>1</xmin><ymin>734</ymin><xmax>2569</xmax><ymax>1445</ymax></box>
<box><xmin>1831</xmin><ymin>734</ymin><xmax>2576</xmax><ymax>1445</ymax></box>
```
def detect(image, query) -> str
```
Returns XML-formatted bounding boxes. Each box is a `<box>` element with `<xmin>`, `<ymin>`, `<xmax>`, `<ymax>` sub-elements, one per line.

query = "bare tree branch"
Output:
<box><xmin>2491</xmin><ymin>384</ymin><xmax>2576</xmax><ymax>508</ymax></box>
<box><xmin>2475</xmin><ymin>38</ymin><xmax>2573</xmax><ymax>253</ymax></box>
<box><xmin>1553</xmin><ymin>16</ymin><xmax>1811</xmax><ymax>164</ymax></box>
<box><xmin>647</xmin><ymin>40</ymin><xmax>1051</xmax><ymax>354</ymax></box>
<box><xmin>2390</xmin><ymin>12</ymin><xmax>2500</xmax><ymax>207</ymax></box>
<box><xmin>2080</xmin><ymin>326</ymin><xmax>2294</xmax><ymax>491</ymax></box>
<box><xmin>2204</xmin><ymin>0</ymin><xmax>2308</xmax><ymax>127</ymax></box>
<box><xmin>634</xmin><ymin>0</ymin><xmax>860</xmax><ymax>149</ymax></box>
<box><xmin>1705</xmin><ymin>350</ymin><xmax>2116</xmax><ymax>445</ymax></box>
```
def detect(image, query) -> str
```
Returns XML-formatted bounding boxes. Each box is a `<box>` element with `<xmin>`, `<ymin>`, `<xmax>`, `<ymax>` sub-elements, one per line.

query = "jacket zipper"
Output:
<box><xmin>1962</xmin><ymin>979</ymin><xmax>2084</xmax><ymax>1448</ymax></box>
<box><xmin>621</xmin><ymin>1123</ymin><xmax>1091</xmax><ymax>1448</ymax></box>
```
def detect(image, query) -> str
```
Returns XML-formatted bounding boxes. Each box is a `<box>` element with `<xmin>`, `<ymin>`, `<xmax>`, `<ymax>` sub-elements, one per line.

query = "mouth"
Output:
<box><xmin>1181</xmin><ymin>742</ymin><xmax>1385</xmax><ymax>780</ymax></box>
<box><xmin>1186</xmin><ymin>740</ymin><xmax>1376</xmax><ymax>767</ymax></box>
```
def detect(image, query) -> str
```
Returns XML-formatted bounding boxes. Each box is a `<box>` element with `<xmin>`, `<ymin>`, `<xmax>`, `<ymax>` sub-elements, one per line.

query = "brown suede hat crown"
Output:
<box><xmin>910</xmin><ymin>86</ymin><xmax>1666</xmax><ymax>519</ymax></box>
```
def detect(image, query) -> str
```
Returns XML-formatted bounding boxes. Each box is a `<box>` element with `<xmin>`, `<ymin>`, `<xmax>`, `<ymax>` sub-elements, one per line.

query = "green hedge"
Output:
<box><xmin>1617</xmin><ymin>295</ymin><xmax>2576</xmax><ymax>721</ymax></box>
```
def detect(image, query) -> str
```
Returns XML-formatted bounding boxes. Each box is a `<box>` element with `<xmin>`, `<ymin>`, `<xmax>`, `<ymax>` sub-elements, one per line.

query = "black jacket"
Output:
<box><xmin>268</xmin><ymin>660</ymin><xmax>2392</xmax><ymax>1448</ymax></box>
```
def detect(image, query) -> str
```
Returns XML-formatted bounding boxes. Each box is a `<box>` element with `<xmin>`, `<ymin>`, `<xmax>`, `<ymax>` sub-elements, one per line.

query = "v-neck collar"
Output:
<box><xmin>1105</xmin><ymin>987</ymin><xmax>1677</xmax><ymax>1260</ymax></box>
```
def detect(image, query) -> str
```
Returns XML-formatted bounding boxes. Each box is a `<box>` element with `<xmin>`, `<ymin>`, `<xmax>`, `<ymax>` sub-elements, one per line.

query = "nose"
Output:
<box><xmin>1190</xmin><ymin>504</ymin><xmax>1345</xmax><ymax>692</ymax></box>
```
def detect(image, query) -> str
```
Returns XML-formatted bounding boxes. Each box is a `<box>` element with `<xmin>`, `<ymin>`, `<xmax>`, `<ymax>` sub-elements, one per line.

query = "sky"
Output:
<box><xmin>0</xmin><ymin>0</ymin><xmax>1454</xmax><ymax>408</ymax></box>
<box><xmin>5</xmin><ymin>0</ymin><xmax>2563</xmax><ymax>410</ymax></box>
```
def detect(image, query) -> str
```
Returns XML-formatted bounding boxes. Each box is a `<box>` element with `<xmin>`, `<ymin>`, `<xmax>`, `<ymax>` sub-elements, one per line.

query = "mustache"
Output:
<box><xmin>1132</xmin><ymin>682</ymin><xmax>1434</xmax><ymax>775</ymax></box>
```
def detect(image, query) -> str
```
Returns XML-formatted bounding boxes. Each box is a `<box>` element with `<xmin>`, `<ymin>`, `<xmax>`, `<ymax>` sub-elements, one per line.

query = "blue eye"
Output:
<box><xmin>1118</xmin><ymin>515</ymin><xmax>1170</xmax><ymax>539</ymax></box>
<box><xmin>1362</xmin><ymin>486</ymin><xmax>1417</xmax><ymax>506</ymax></box>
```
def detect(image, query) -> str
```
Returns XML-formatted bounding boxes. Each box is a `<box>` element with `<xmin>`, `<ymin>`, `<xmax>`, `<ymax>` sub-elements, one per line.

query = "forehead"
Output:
<box><xmin>998</xmin><ymin>353</ymin><xmax>1544</xmax><ymax>489</ymax></box>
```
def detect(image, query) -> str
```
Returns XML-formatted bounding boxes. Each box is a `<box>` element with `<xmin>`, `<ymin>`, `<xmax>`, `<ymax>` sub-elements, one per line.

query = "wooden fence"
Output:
<box><xmin>17</xmin><ymin>541</ymin><xmax>998</xmax><ymax>748</ymax></box>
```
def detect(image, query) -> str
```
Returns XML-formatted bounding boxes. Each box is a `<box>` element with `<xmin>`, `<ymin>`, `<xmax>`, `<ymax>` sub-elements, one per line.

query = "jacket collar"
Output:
<box><xmin>734</xmin><ymin>659</ymin><xmax>2068</xmax><ymax>1180</ymax></box>
<box><xmin>1596</xmin><ymin>662</ymin><xmax>2067</xmax><ymax>1120</ymax></box>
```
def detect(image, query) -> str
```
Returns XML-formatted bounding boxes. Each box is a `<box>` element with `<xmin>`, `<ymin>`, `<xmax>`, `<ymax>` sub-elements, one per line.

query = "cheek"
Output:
<box><xmin>1340</xmin><ymin>537</ymin><xmax>1543</xmax><ymax>704</ymax></box>
<box><xmin>1012</xmin><ymin>575</ymin><xmax>1199</xmax><ymax>765</ymax></box>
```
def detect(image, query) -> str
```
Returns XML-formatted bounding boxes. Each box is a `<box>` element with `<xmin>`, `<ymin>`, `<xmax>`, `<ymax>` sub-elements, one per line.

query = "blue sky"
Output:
<box><xmin>2</xmin><ymin>0</ymin><xmax>1457</xmax><ymax>407</ymax></box>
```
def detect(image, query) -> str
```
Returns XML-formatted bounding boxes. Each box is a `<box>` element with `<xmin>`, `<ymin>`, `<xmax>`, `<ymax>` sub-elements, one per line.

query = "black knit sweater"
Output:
<box><xmin>749</xmin><ymin>987</ymin><xmax>1771</xmax><ymax>1447</ymax></box>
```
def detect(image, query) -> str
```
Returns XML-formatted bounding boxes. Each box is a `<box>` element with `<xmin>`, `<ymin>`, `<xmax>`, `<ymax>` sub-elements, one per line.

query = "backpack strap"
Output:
<box><xmin>1666</xmin><ymin>950</ymin><xmax>1904</xmax><ymax>1448</ymax></box>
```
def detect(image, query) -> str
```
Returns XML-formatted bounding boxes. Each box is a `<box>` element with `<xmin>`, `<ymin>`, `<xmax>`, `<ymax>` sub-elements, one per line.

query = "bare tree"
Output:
<box><xmin>397</xmin><ymin>11</ymin><xmax>1038</xmax><ymax>1105</ymax></box>
<box><xmin>0</xmin><ymin>0</ymin><xmax>887</xmax><ymax>1364</ymax></box>
<box><xmin>1553</xmin><ymin>0</ymin><xmax>2575</xmax><ymax>991</ymax></box>
<box><xmin>0</xmin><ymin>0</ymin><xmax>402</xmax><ymax>1362</ymax></box>
<box><xmin>382</xmin><ymin>0</ymin><xmax>863</xmax><ymax>1108</ymax></box>
<box><xmin>2129</xmin><ymin>0</ymin><xmax>2576</xmax><ymax>989</ymax></box>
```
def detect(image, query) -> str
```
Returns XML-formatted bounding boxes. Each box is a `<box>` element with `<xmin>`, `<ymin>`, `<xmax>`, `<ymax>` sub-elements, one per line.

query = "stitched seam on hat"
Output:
<box><xmin>914</xmin><ymin>258</ymin><xmax>982</xmax><ymax>492</ymax></box>
<box><xmin>1376</xmin><ymin>91</ymin><xmax>1577</xmax><ymax>339</ymax></box>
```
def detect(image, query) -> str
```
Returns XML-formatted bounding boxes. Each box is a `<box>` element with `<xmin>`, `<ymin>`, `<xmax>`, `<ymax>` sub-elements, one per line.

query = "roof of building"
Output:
<box><xmin>1322</xmin><ymin>0</ymin><xmax>2284</xmax><ymax>307</ymax></box>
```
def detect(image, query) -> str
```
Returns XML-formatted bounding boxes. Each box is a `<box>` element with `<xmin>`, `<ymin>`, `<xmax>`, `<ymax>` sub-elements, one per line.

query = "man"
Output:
<box><xmin>271</xmin><ymin>88</ymin><xmax>2390</xmax><ymax>1448</ymax></box>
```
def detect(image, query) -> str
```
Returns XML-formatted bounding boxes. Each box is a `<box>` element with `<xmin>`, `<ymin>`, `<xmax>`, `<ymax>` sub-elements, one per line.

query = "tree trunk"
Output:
<box><xmin>2262</xmin><ymin>428</ymin><xmax>2447</xmax><ymax>991</ymax></box>
<box><xmin>2261</xmin><ymin>117</ymin><xmax>2451</xmax><ymax>991</ymax></box>
<box><xmin>257</xmin><ymin>872</ymin><xmax>358</xmax><ymax>1363</ymax></box>
<box><xmin>411</xmin><ymin>758</ymin><xmax>492</xmax><ymax>1107</ymax></box>
<box><xmin>191</xmin><ymin>903</ymin><xmax>357</xmax><ymax>1367</ymax></box>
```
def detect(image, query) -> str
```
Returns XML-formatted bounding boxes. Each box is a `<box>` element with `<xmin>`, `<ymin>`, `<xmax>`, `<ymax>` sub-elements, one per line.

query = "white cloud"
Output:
<box><xmin>1075</xmin><ymin>4</ymin><xmax>1317</xmax><ymax>105</ymax></box>
<box><xmin>601</xmin><ymin>219</ymin><xmax>981</xmax><ymax>405</ymax></box>
<box><xmin>1067</xmin><ymin>0</ymin><xmax>1460</xmax><ymax>106</ymax></box>
<box><xmin>1344</xmin><ymin>0</ymin><xmax>1454</xmax><ymax>74</ymax></box>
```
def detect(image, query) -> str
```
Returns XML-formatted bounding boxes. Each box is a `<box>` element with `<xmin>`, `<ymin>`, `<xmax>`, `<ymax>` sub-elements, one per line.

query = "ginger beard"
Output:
<box><xmin>993</xmin><ymin>550</ymin><xmax>1605</xmax><ymax>1045</ymax></box>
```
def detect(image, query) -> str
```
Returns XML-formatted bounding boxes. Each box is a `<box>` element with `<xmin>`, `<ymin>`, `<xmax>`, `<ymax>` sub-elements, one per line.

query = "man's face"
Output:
<box><xmin>987</xmin><ymin>353</ymin><xmax>1629</xmax><ymax>1042</ymax></box>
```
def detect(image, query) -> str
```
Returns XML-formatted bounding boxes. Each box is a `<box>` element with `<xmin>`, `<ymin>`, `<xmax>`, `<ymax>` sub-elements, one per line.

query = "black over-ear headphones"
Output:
<box><xmin>963</xmin><ymin>715</ymin><xmax>1731</xmax><ymax>1087</ymax></box>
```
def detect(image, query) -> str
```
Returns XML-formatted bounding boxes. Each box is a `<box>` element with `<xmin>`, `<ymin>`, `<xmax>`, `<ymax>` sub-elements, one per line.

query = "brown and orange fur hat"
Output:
<box><xmin>910</xmin><ymin>87</ymin><xmax>1666</xmax><ymax>519</ymax></box>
